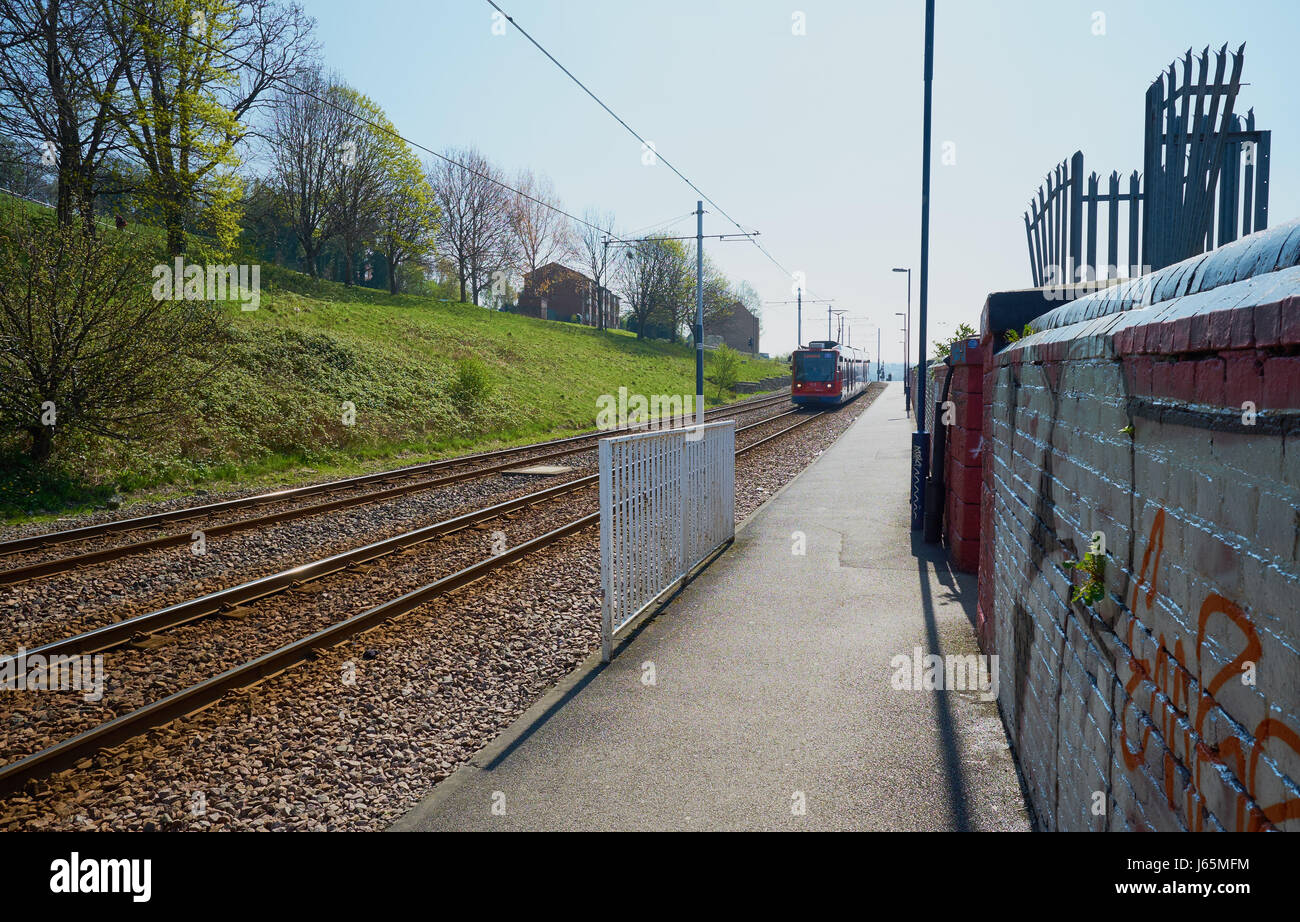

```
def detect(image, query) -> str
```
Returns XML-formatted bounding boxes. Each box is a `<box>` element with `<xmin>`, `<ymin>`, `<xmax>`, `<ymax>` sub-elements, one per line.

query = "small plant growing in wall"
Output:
<box><xmin>1064</xmin><ymin>549</ymin><xmax>1106</xmax><ymax>606</ymax></box>
<box><xmin>1003</xmin><ymin>323</ymin><xmax>1036</xmax><ymax>343</ymax></box>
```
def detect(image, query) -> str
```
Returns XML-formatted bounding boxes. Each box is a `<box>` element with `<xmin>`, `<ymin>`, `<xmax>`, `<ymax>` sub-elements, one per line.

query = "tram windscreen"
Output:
<box><xmin>795</xmin><ymin>352</ymin><xmax>836</xmax><ymax>382</ymax></box>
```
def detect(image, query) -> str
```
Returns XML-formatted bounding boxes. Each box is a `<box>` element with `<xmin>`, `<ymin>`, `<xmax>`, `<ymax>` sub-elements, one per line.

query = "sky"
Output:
<box><xmin>298</xmin><ymin>0</ymin><xmax>1300</xmax><ymax>361</ymax></box>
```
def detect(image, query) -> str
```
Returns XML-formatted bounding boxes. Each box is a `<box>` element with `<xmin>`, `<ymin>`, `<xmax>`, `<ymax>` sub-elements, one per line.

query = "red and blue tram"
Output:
<box><xmin>791</xmin><ymin>340</ymin><xmax>870</xmax><ymax>406</ymax></box>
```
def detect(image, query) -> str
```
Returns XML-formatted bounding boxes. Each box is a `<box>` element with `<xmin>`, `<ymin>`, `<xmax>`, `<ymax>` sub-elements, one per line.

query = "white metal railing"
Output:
<box><xmin>599</xmin><ymin>421</ymin><xmax>735</xmax><ymax>661</ymax></box>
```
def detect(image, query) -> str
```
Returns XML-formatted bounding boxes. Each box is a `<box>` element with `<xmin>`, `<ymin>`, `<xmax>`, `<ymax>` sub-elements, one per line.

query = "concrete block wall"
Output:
<box><xmin>980</xmin><ymin>221</ymin><xmax>1300</xmax><ymax>831</ymax></box>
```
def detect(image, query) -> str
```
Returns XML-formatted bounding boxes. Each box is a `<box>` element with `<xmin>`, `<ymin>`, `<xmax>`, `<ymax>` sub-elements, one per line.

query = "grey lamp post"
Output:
<box><xmin>893</xmin><ymin>267</ymin><xmax>911</xmax><ymax>413</ymax></box>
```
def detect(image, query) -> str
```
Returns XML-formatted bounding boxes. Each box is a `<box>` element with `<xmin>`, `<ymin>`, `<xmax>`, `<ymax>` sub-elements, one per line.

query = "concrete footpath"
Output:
<box><xmin>392</xmin><ymin>383</ymin><xmax>1032</xmax><ymax>831</ymax></box>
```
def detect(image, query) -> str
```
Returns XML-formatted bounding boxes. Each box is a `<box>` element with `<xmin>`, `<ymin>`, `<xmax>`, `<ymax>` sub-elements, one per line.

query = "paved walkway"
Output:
<box><xmin>392</xmin><ymin>383</ymin><xmax>1031</xmax><ymax>831</ymax></box>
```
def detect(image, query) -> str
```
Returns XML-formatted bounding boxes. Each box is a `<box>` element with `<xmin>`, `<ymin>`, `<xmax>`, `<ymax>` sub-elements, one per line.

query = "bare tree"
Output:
<box><xmin>733</xmin><ymin>279</ymin><xmax>763</xmax><ymax>330</ymax></box>
<box><xmin>429</xmin><ymin>147</ymin><xmax>515</xmax><ymax>304</ymax></box>
<box><xmin>509</xmin><ymin>169</ymin><xmax>571</xmax><ymax>278</ymax></box>
<box><xmin>615</xmin><ymin>235</ymin><xmax>687</xmax><ymax>340</ymax></box>
<box><xmin>268</xmin><ymin>68</ymin><xmax>347</xmax><ymax>276</ymax></box>
<box><xmin>576</xmin><ymin>207</ymin><xmax>616</xmax><ymax>330</ymax></box>
<box><xmin>0</xmin><ymin>0</ymin><xmax>130</xmax><ymax>229</ymax></box>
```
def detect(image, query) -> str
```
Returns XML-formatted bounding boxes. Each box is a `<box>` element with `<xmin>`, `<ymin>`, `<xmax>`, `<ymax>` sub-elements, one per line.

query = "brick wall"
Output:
<box><xmin>981</xmin><ymin>219</ymin><xmax>1300</xmax><ymax>831</ymax></box>
<box><xmin>943</xmin><ymin>339</ymin><xmax>986</xmax><ymax>573</ymax></box>
<box><xmin>714</xmin><ymin>300</ymin><xmax>760</xmax><ymax>354</ymax></box>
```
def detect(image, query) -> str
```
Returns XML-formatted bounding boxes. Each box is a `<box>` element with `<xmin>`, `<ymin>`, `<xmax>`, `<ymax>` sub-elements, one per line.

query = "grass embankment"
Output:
<box><xmin>1</xmin><ymin>264</ymin><xmax>788</xmax><ymax>521</ymax></box>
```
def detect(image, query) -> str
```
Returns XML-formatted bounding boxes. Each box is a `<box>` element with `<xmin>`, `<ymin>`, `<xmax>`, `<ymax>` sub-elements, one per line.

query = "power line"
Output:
<box><xmin>623</xmin><ymin>211</ymin><xmax>693</xmax><ymax>237</ymax></box>
<box><xmin>485</xmin><ymin>0</ymin><xmax>833</xmax><ymax>302</ymax></box>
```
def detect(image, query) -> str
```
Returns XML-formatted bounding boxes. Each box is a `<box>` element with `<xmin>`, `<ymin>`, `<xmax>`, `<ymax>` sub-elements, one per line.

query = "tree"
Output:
<box><xmin>104</xmin><ymin>0</ymin><xmax>316</xmax><ymax>255</ymax></box>
<box><xmin>685</xmin><ymin>247</ymin><xmax>734</xmax><ymax>341</ymax></box>
<box><xmin>575</xmin><ymin>207</ymin><xmax>616</xmax><ymax>330</ymax></box>
<box><xmin>615</xmin><ymin>234</ymin><xmax>687</xmax><ymax>340</ymax></box>
<box><xmin>238</xmin><ymin>175</ymin><xmax>297</xmax><ymax>266</ymax></box>
<box><xmin>429</xmin><ymin>147</ymin><xmax>515</xmax><ymax>304</ymax></box>
<box><xmin>0</xmin><ymin>134</ymin><xmax>55</xmax><ymax>204</ymax></box>
<box><xmin>705</xmin><ymin>345</ymin><xmax>743</xmax><ymax>401</ymax></box>
<box><xmin>374</xmin><ymin>142</ymin><xmax>439</xmax><ymax>295</ymax></box>
<box><xmin>326</xmin><ymin>85</ymin><xmax>400</xmax><ymax>286</ymax></box>
<box><xmin>0</xmin><ymin>0</ymin><xmax>130</xmax><ymax>229</ymax></box>
<box><xmin>0</xmin><ymin>205</ymin><xmax>222</xmax><ymax>462</ymax></box>
<box><xmin>509</xmin><ymin>169</ymin><xmax>570</xmax><ymax>279</ymax></box>
<box><xmin>657</xmin><ymin>238</ymin><xmax>692</xmax><ymax>342</ymax></box>
<box><xmin>267</xmin><ymin>68</ymin><xmax>347</xmax><ymax>277</ymax></box>
<box><xmin>932</xmin><ymin>322</ymin><xmax>978</xmax><ymax>359</ymax></box>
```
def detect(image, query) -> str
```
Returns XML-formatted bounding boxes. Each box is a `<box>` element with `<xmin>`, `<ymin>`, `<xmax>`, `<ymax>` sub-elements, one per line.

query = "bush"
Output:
<box><xmin>0</xmin><ymin>205</ymin><xmax>223</xmax><ymax>463</ymax></box>
<box><xmin>447</xmin><ymin>357</ymin><xmax>492</xmax><ymax>416</ymax></box>
<box><xmin>705</xmin><ymin>345</ymin><xmax>743</xmax><ymax>400</ymax></box>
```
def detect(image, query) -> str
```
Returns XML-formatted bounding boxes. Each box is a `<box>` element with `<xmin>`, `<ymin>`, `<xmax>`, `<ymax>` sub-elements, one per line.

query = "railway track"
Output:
<box><xmin>0</xmin><ymin>391</ymin><xmax>792</xmax><ymax>586</ymax></box>
<box><xmin>0</xmin><ymin>406</ymin><xmax>827</xmax><ymax>797</ymax></box>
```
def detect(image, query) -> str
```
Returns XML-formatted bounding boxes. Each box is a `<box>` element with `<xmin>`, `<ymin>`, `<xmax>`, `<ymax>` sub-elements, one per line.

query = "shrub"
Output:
<box><xmin>705</xmin><ymin>345</ymin><xmax>743</xmax><ymax>400</ymax></box>
<box><xmin>447</xmin><ymin>357</ymin><xmax>492</xmax><ymax>416</ymax></box>
<box><xmin>0</xmin><ymin>206</ymin><xmax>223</xmax><ymax>463</ymax></box>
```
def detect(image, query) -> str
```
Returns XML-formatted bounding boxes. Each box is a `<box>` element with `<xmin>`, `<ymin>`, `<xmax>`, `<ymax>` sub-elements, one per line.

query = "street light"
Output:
<box><xmin>893</xmin><ymin>267</ymin><xmax>911</xmax><ymax>413</ymax></box>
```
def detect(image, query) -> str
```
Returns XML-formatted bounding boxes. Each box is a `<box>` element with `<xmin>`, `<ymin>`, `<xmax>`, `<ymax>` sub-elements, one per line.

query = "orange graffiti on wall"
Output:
<box><xmin>1118</xmin><ymin>508</ymin><xmax>1299</xmax><ymax>831</ymax></box>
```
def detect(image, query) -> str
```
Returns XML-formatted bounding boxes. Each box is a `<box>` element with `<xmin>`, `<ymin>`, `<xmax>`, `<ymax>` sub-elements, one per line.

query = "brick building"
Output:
<box><xmin>511</xmin><ymin>263</ymin><xmax>620</xmax><ymax>329</ymax></box>
<box><xmin>708</xmin><ymin>300</ymin><xmax>760</xmax><ymax>354</ymax></box>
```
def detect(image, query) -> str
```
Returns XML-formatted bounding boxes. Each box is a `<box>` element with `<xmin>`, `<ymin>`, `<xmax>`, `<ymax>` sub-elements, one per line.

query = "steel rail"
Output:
<box><xmin>7</xmin><ymin>407</ymin><xmax>807</xmax><ymax>662</ymax></box>
<box><xmin>0</xmin><ymin>399</ymin><xmax>795</xmax><ymax>586</ymax></box>
<box><xmin>0</xmin><ymin>391</ymin><xmax>790</xmax><ymax>557</ymax></box>
<box><xmin>0</xmin><ymin>406</ymin><xmax>827</xmax><ymax>797</ymax></box>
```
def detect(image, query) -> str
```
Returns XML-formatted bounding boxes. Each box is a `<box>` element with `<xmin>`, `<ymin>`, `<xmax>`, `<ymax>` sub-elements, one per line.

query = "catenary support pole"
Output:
<box><xmin>695</xmin><ymin>201</ymin><xmax>704</xmax><ymax>426</ymax></box>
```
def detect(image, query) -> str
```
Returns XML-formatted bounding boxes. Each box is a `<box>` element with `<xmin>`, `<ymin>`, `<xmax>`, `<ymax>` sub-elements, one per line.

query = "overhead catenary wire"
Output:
<box><xmin>28</xmin><ymin>0</ymin><xmax>828</xmax><ymax>313</ymax></box>
<box><xmin>484</xmin><ymin>0</ymin><xmax>834</xmax><ymax>303</ymax></box>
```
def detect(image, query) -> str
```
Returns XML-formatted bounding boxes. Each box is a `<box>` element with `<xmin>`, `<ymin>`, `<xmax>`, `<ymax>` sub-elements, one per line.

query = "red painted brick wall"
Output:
<box><xmin>942</xmin><ymin>341</ymin><xmax>985</xmax><ymax>573</ymax></box>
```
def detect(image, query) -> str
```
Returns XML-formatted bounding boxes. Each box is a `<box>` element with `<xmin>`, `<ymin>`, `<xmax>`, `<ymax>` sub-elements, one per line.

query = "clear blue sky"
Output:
<box><xmin>300</xmin><ymin>0</ymin><xmax>1299</xmax><ymax>360</ymax></box>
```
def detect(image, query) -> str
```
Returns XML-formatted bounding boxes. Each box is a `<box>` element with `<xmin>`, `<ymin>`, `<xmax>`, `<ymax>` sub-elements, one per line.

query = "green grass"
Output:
<box><xmin>1</xmin><ymin>261</ymin><xmax>789</xmax><ymax>522</ymax></box>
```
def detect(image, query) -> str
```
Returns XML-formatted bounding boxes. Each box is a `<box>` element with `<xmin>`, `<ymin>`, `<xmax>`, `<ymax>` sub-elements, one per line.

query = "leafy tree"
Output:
<box><xmin>615</xmin><ymin>234</ymin><xmax>688</xmax><ymax>340</ymax></box>
<box><xmin>705</xmin><ymin>344</ymin><xmax>743</xmax><ymax>400</ymax></box>
<box><xmin>685</xmin><ymin>247</ymin><xmax>734</xmax><ymax>341</ymax></box>
<box><xmin>374</xmin><ymin>141</ymin><xmax>439</xmax><ymax>295</ymax></box>
<box><xmin>104</xmin><ymin>0</ymin><xmax>315</xmax><ymax>255</ymax></box>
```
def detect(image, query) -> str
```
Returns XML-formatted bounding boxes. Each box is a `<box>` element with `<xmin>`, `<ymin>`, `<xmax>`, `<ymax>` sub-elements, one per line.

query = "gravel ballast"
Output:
<box><xmin>0</xmin><ymin>386</ymin><xmax>882</xmax><ymax>831</ymax></box>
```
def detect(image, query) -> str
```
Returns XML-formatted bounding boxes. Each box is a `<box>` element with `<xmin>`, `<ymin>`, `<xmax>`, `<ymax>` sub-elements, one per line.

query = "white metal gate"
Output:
<box><xmin>598</xmin><ymin>421</ymin><xmax>735</xmax><ymax>661</ymax></box>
